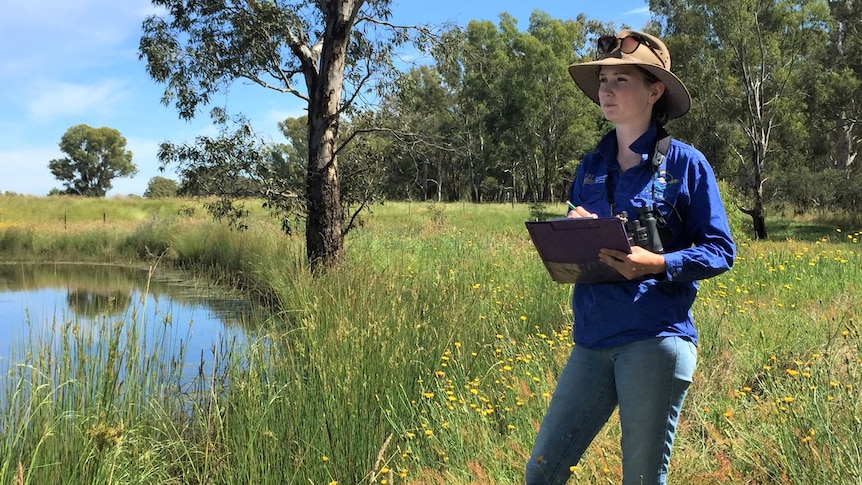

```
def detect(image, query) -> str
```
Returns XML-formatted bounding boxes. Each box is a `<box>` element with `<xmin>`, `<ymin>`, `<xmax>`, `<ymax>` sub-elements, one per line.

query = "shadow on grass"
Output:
<box><xmin>765</xmin><ymin>217</ymin><xmax>858</xmax><ymax>242</ymax></box>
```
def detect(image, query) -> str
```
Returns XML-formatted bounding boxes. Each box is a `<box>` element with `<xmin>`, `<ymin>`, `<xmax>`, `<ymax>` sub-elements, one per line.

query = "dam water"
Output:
<box><xmin>0</xmin><ymin>262</ymin><xmax>255</xmax><ymax>379</ymax></box>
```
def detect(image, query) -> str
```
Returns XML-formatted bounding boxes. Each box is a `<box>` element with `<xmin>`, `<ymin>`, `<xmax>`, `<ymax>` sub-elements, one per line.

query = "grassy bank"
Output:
<box><xmin>1</xmin><ymin>195</ymin><xmax>861</xmax><ymax>484</ymax></box>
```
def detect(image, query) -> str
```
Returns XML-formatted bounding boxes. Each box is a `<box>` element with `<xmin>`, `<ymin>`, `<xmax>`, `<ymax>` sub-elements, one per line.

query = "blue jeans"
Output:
<box><xmin>525</xmin><ymin>336</ymin><xmax>697</xmax><ymax>485</ymax></box>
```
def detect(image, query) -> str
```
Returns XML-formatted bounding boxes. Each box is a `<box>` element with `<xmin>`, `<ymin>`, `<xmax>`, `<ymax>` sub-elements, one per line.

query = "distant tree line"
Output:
<box><xmin>55</xmin><ymin>1</ymin><xmax>858</xmax><ymax>257</ymax></box>
<box><xmin>146</xmin><ymin>3</ymin><xmax>860</xmax><ymax>240</ymax></box>
<box><xmin>361</xmin><ymin>1</ymin><xmax>862</xmax><ymax>237</ymax></box>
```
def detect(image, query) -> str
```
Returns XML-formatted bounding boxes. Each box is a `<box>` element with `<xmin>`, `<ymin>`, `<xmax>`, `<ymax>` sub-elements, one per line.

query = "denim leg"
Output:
<box><xmin>615</xmin><ymin>337</ymin><xmax>697</xmax><ymax>485</ymax></box>
<box><xmin>525</xmin><ymin>344</ymin><xmax>618</xmax><ymax>485</ymax></box>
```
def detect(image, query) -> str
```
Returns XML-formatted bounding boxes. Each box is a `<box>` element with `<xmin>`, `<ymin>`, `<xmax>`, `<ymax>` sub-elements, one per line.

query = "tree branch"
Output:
<box><xmin>335</xmin><ymin>57</ymin><xmax>375</xmax><ymax>118</ymax></box>
<box><xmin>236</xmin><ymin>71</ymin><xmax>310</xmax><ymax>101</ymax></box>
<box><xmin>343</xmin><ymin>195</ymin><xmax>369</xmax><ymax>237</ymax></box>
<box><xmin>334</xmin><ymin>126</ymin><xmax>458</xmax><ymax>158</ymax></box>
<box><xmin>355</xmin><ymin>16</ymin><xmax>436</xmax><ymax>39</ymax></box>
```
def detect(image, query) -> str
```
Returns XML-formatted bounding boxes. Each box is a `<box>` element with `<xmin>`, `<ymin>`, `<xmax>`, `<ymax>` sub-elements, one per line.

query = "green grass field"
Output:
<box><xmin>0</xmin><ymin>195</ymin><xmax>860</xmax><ymax>484</ymax></box>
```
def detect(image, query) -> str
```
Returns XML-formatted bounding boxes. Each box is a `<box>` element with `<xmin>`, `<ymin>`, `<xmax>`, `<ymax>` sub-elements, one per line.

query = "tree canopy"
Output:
<box><xmin>144</xmin><ymin>176</ymin><xmax>179</xmax><ymax>198</ymax></box>
<box><xmin>139</xmin><ymin>0</ymin><xmax>428</xmax><ymax>271</ymax></box>
<box><xmin>373</xmin><ymin>2</ymin><xmax>862</xmax><ymax>231</ymax></box>
<box><xmin>141</xmin><ymin>1</ymin><xmax>862</xmax><ymax>250</ymax></box>
<box><xmin>48</xmin><ymin>124</ymin><xmax>137</xmax><ymax>197</ymax></box>
<box><xmin>650</xmin><ymin>0</ymin><xmax>833</xmax><ymax>238</ymax></box>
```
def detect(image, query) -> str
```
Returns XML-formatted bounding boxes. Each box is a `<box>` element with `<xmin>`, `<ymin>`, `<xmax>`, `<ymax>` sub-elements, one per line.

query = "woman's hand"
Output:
<box><xmin>598</xmin><ymin>245</ymin><xmax>666</xmax><ymax>280</ymax></box>
<box><xmin>566</xmin><ymin>205</ymin><xmax>599</xmax><ymax>219</ymax></box>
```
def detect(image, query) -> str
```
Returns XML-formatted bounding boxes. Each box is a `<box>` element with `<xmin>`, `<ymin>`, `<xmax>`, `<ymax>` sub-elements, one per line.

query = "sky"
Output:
<box><xmin>0</xmin><ymin>1</ymin><xmax>650</xmax><ymax>197</ymax></box>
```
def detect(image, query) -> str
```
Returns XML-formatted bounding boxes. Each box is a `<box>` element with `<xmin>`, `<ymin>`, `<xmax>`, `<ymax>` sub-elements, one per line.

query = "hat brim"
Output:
<box><xmin>568</xmin><ymin>57</ymin><xmax>691</xmax><ymax>120</ymax></box>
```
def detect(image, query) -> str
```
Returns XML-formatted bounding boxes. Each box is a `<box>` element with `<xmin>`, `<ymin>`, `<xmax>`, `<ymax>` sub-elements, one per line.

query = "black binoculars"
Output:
<box><xmin>618</xmin><ymin>208</ymin><xmax>665</xmax><ymax>253</ymax></box>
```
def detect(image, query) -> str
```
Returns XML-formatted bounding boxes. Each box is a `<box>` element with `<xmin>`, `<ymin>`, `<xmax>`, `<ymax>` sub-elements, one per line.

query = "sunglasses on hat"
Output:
<box><xmin>596</xmin><ymin>34</ymin><xmax>666</xmax><ymax>68</ymax></box>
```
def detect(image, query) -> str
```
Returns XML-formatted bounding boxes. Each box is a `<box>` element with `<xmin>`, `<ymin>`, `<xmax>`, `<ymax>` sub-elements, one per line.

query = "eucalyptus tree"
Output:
<box><xmin>652</xmin><ymin>0</ymin><xmax>831</xmax><ymax>239</ymax></box>
<box><xmin>513</xmin><ymin>11</ymin><xmax>603</xmax><ymax>202</ymax></box>
<box><xmin>143</xmin><ymin>176</ymin><xmax>179</xmax><ymax>198</ymax></box>
<box><xmin>379</xmin><ymin>18</ymin><xmax>517</xmax><ymax>203</ymax></box>
<box><xmin>388</xmin><ymin>65</ymin><xmax>460</xmax><ymax>200</ymax></box>
<box><xmin>819</xmin><ymin>0</ymin><xmax>862</xmax><ymax>173</ymax></box>
<box><xmin>139</xmin><ymin>0</ymin><xmax>428</xmax><ymax>271</ymax></box>
<box><xmin>458</xmin><ymin>12</ymin><xmax>604</xmax><ymax>203</ymax></box>
<box><xmin>802</xmin><ymin>0</ymin><xmax>862</xmax><ymax>213</ymax></box>
<box><xmin>440</xmin><ymin>19</ymin><xmax>508</xmax><ymax>201</ymax></box>
<box><xmin>48</xmin><ymin>124</ymin><xmax>137</xmax><ymax>197</ymax></box>
<box><xmin>381</xmin><ymin>20</ymin><xmax>514</xmax><ymax>203</ymax></box>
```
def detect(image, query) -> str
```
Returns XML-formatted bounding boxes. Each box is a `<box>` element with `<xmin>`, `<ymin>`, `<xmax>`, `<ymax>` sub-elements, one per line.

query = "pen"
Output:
<box><xmin>566</xmin><ymin>200</ymin><xmax>577</xmax><ymax>212</ymax></box>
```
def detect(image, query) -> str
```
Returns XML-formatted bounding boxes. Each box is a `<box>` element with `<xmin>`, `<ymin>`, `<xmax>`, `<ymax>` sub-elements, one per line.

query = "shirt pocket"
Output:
<box><xmin>576</xmin><ymin>184</ymin><xmax>605</xmax><ymax>207</ymax></box>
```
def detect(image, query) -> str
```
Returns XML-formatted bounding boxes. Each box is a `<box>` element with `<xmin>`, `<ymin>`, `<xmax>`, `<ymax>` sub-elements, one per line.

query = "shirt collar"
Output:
<box><xmin>597</xmin><ymin>124</ymin><xmax>660</xmax><ymax>169</ymax></box>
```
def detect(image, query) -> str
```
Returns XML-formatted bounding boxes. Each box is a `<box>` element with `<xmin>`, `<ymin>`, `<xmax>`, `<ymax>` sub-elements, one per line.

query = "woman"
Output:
<box><xmin>524</xmin><ymin>30</ymin><xmax>735</xmax><ymax>485</ymax></box>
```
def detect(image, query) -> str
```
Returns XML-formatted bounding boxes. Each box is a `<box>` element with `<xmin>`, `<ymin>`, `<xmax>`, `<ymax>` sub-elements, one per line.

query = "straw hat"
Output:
<box><xmin>568</xmin><ymin>29</ymin><xmax>691</xmax><ymax>120</ymax></box>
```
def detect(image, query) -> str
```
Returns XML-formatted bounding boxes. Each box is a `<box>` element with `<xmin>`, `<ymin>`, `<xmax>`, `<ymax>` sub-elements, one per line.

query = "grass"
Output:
<box><xmin>0</xmin><ymin>194</ymin><xmax>861</xmax><ymax>484</ymax></box>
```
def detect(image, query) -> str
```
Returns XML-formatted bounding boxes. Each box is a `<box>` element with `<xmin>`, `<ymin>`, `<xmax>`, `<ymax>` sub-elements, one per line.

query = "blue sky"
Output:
<box><xmin>0</xmin><ymin>1</ymin><xmax>649</xmax><ymax>197</ymax></box>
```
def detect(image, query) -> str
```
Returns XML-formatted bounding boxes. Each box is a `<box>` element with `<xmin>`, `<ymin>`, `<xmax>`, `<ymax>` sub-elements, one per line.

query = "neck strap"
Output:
<box><xmin>606</xmin><ymin>126</ymin><xmax>671</xmax><ymax>215</ymax></box>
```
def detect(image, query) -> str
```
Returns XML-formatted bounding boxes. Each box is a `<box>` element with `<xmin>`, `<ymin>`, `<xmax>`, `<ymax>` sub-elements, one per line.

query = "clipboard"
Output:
<box><xmin>525</xmin><ymin>217</ymin><xmax>631</xmax><ymax>284</ymax></box>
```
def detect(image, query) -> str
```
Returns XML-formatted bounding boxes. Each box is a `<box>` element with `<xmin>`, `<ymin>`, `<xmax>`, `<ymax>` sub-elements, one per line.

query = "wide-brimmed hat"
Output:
<box><xmin>568</xmin><ymin>29</ymin><xmax>691</xmax><ymax>119</ymax></box>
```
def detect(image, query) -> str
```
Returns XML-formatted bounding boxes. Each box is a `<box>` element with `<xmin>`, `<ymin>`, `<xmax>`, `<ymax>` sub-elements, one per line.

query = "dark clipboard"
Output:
<box><xmin>525</xmin><ymin>217</ymin><xmax>631</xmax><ymax>284</ymax></box>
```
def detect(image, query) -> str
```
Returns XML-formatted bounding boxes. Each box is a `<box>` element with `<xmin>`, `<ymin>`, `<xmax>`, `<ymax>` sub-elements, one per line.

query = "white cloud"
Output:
<box><xmin>0</xmin><ymin>57</ymin><xmax>39</xmax><ymax>79</ymax></box>
<box><xmin>624</xmin><ymin>6</ymin><xmax>651</xmax><ymax>16</ymax></box>
<box><xmin>0</xmin><ymin>0</ymin><xmax>150</xmax><ymax>75</ymax></box>
<box><xmin>26</xmin><ymin>80</ymin><xmax>128</xmax><ymax>123</ymax></box>
<box><xmin>0</xmin><ymin>2</ymin><xmax>87</xmax><ymax>29</ymax></box>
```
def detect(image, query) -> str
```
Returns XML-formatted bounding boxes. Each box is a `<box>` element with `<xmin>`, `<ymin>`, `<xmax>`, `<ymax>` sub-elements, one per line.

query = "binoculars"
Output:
<box><xmin>619</xmin><ymin>208</ymin><xmax>665</xmax><ymax>253</ymax></box>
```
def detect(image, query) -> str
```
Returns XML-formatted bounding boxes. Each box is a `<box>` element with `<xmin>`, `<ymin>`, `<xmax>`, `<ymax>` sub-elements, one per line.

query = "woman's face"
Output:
<box><xmin>597</xmin><ymin>65</ymin><xmax>665</xmax><ymax>126</ymax></box>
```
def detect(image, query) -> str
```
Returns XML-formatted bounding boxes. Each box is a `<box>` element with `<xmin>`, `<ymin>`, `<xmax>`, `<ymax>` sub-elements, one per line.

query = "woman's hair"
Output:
<box><xmin>637</xmin><ymin>66</ymin><xmax>670</xmax><ymax>126</ymax></box>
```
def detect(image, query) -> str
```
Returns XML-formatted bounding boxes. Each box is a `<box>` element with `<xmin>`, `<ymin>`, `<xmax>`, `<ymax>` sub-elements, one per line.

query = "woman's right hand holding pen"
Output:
<box><xmin>566</xmin><ymin>201</ymin><xmax>599</xmax><ymax>219</ymax></box>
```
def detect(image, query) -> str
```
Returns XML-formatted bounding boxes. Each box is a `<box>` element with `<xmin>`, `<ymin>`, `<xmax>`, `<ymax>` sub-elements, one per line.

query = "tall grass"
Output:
<box><xmin>0</xmin><ymin>195</ymin><xmax>861</xmax><ymax>483</ymax></box>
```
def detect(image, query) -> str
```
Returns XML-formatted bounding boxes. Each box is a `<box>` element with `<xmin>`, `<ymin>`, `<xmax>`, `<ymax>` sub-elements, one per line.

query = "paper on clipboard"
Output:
<box><xmin>525</xmin><ymin>217</ymin><xmax>632</xmax><ymax>284</ymax></box>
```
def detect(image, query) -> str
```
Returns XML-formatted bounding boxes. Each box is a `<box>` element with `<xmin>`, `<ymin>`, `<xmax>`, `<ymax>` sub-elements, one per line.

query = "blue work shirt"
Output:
<box><xmin>568</xmin><ymin>125</ymin><xmax>735</xmax><ymax>349</ymax></box>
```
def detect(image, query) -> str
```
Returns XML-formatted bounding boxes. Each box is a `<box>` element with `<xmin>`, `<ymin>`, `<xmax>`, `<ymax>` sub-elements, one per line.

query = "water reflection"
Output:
<box><xmin>66</xmin><ymin>288</ymin><xmax>131</xmax><ymax>317</ymax></box>
<box><xmin>0</xmin><ymin>262</ymin><xmax>255</xmax><ymax>378</ymax></box>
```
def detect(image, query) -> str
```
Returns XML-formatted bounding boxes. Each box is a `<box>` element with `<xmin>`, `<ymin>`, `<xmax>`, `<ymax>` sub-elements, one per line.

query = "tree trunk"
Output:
<box><xmin>751</xmin><ymin>134</ymin><xmax>768</xmax><ymax>240</ymax></box>
<box><xmin>743</xmin><ymin>147</ymin><xmax>768</xmax><ymax>240</ymax></box>
<box><xmin>304</xmin><ymin>2</ymin><xmax>357</xmax><ymax>272</ymax></box>
<box><xmin>752</xmin><ymin>211</ymin><xmax>767</xmax><ymax>239</ymax></box>
<box><xmin>437</xmin><ymin>156</ymin><xmax>443</xmax><ymax>202</ymax></box>
<box><xmin>741</xmin><ymin>204</ymin><xmax>768</xmax><ymax>240</ymax></box>
<box><xmin>306</xmin><ymin>118</ymin><xmax>344</xmax><ymax>270</ymax></box>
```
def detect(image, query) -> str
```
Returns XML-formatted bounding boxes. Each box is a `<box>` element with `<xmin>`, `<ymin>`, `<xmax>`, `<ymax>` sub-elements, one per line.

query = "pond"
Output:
<box><xmin>0</xmin><ymin>262</ymin><xmax>257</xmax><ymax>380</ymax></box>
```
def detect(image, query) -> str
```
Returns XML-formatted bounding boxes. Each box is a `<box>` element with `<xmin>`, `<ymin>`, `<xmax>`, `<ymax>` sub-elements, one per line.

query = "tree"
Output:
<box><xmin>48</xmin><ymin>124</ymin><xmax>137</xmax><ymax>197</ymax></box>
<box><xmin>436</xmin><ymin>21</ymin><xmax>505</xmax><ymax>202</ymax></box>
<box><xmin>819</xmin><ymin>0</ymin><xmax>862</xmax><ymax>173</ymax></box>
<box><xmin>139</xmin><ymin>0</ymin><xmax>426</xmax><ymax>271</ymax></box>
<box><xmin>651</xmin><ymin>0</ymin><xmax>830</xmax><ymax>239</ymax></box>
<box><xmin>377</xmin><ymin>65</ymin><xmax>458</xmax><ymax>201</ymax></box>
<box><xmin>800</xmin><ymin>0</ymin><xmax>862</xmax><ymax>213</ymax></box>
<box><xmin>143</xmin><ymin>176</ymin><xmax>179</xmax><ymax>198</ymax></box>
<box><xmin>379</xmin><ymin>13</ymin><xmax>606</xmax><ymax>204</ymax></box>
<box><xmin>492</xmin><ymin>12</ymin><xmax>603</xmax><ymax>202</ymax></box>
<box><xmin>159</xmin><ymin>117</ymin><xmax>299</xmax><ymax>232</ymax></box>
<box><xmin>376</xmin><ymin>25</ymin><xmax>498</xmax><ymax>203</ymax></box>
